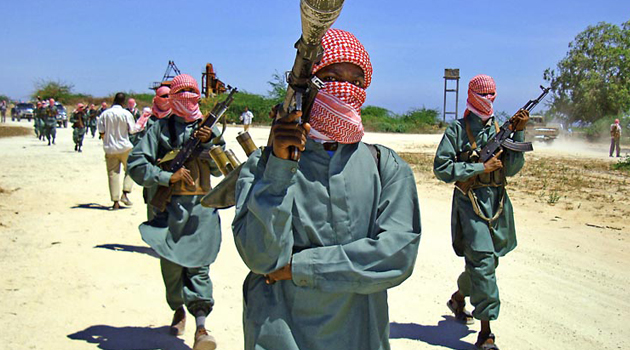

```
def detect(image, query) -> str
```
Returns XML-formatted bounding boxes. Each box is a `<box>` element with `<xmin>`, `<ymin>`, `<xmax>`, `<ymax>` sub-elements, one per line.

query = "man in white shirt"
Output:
<box><xmin>239</xmin><ymin>106</ymin><xmax>254</xmax><ymax>131</ymax></box>
<box><xmin>97</xmin><ymin>92</ymin><xmax>138</xmax><ymax>210</ymax></box>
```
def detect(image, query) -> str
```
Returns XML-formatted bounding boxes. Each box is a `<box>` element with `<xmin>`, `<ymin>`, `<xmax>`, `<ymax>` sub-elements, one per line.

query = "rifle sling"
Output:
<box><xmin>462</xmin><ymin>115</ymin><xmax>505</xmax><ymax>232</ymax></box>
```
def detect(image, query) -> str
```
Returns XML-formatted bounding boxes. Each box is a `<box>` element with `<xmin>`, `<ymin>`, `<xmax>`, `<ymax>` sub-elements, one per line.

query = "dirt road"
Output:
<box><xmin>0</xmin><ymin>121</ymin><xmax>627</xmax><ymax>350</ymax></box>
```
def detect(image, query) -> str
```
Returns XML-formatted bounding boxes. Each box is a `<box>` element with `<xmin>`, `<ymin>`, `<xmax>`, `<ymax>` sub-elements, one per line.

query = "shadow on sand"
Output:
<box><xmin>390</xmin><ymin>316</ymin><xmax>476</xmax><ymax>350</ymax></box>
<box><xmin>72</xmin><ymin>203</ymin><xmax>125</xmax><ymax>211</ymax></box>
<box><xmin>95</xmin><ymin>243</ymin><xmax>159</xmax><ymax>259</ymax></box>
<box><xmin>68</xmin><ymin>325</ymin><xmax>189</xmax><ymax>350</ymax></box>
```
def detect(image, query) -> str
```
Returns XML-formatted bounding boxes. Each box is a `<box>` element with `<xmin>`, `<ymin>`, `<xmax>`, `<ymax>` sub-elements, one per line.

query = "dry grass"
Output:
<box><xmin>399</xmin><ymin>151</ymin><xmax>630</xmax><ymax>219</ymax></box>
<box><xmin>0</xmin><ymin>125</ymin><xmax>32</xmax><ymax>138</ymax></box>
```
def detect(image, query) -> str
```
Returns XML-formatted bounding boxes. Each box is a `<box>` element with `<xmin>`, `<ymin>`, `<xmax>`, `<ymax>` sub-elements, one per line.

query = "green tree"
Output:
<box><xmin>267</xmin><ymin>71</ymin><xmax>287</xmax><ymax>103</ymax></box>
<box><xmin>544</xmin><ymin>20</ymin><xmax>630</xmax><ymax>123</ymax></box>
<box><xmin>32</xmin><ymin>79</ymin><xmax>75</xmax><ymax>103</ymax></box>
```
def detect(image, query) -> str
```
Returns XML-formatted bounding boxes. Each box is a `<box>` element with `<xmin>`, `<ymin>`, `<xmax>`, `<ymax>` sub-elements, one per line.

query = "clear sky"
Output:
<box><xmin>2</xmin><ymin>1</ymin><xmax>629</xmax><ymax>119</ymax></box>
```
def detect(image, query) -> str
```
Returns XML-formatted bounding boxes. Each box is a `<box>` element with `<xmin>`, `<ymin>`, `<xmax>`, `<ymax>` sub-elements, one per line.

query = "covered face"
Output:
<box><xmin>169</xmin><ymin>74</ymin><xmax>203</xmax><ymax>122</ymax></box>
<box><xmin>308</xmin><ymin>28</ymin><xmax>373</xmax><ymax>144</ymax></box>
<box><xmin>466</xmin><ymin>74</ymin><xmax>497</xmax><ymax>121</ymax></box>
<box><xmin>152</xmin><ymin>86</ymin><xmax>171</xmax><ymax>119</ymax></box>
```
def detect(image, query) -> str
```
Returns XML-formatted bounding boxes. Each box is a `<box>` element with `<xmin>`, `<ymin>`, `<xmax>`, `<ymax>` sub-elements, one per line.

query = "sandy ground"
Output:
<box><xmin>0</xmin><ymin>120</ymin><xmax>628</xmax><ymax>350</ymax></box>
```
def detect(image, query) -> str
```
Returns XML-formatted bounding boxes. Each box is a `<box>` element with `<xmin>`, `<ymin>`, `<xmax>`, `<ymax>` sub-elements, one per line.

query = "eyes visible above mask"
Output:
<box><xmin>315</xmin><ymin>62</ymin><xmax>366</xmax><ymax>89</ymax></box>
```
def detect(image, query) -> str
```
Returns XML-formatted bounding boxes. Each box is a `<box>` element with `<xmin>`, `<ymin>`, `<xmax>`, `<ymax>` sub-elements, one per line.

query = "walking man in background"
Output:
<box><xmin>127</xmin><ymin>98</ymin><xmax>141</xmax><ymax>121</ymax></box>
<box><xmin>239</xmin><ymin>106</ymin><xmax>253</xmax><ymax>131</ymax></box>
<box><xmin>0</xmin><ymin>99</ymin><xmax>6</xmax><ymax>123</ymax></box>
<box><xmin>87</xmin><ymin>104</ymin><xmax>98</xmax><ymax>138</ymax></box>
<box><xmin>43</xmin><ymin>99</ymin><xmax>58</xmax><ymax>146</ymax></box>
<box><xmin>610</xmin><ymin>118</ymin><xmax>622</xmax><ymax>157</ymax></box>
<box><xmin>70</xmin><ymin>103</ymin><xmax>88</xmax><ymax>152</ymax></box>
<box><xmin>97</xmin><ymin>92</ymin><xmax>137</xmax><ymax>210</ymax></box>
<box><xmin>433</xmin><ymin>74</ymin><xmax>529</xmax><ymax>350</ymax></box>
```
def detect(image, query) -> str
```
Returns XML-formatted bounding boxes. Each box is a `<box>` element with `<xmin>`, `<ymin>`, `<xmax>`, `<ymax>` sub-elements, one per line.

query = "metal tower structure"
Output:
<box><xmin>443</xmin><ymin>68</ymin><xmax>460</xmax><ymax>122</ymax></box>
<box><xmin>149</xmin><ymin>60</ymin><xmax>182</xmax><ymax>90</ymax></box>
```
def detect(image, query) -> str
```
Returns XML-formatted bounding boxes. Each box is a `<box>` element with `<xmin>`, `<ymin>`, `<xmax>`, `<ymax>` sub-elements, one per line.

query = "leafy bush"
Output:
<box><xmin>362</xmin><ymin>105</ymin><xmax>440</xmax><ymax>133</ymax></box>
<box><xmin>200</xmin><ymin>91</ymin><xmax>276</xmax><ymax>126</ymax></box>
<box><xmin>612</xmin><ymin>156</ymin><xmax>630</xmax><ymax>172</ymax></box>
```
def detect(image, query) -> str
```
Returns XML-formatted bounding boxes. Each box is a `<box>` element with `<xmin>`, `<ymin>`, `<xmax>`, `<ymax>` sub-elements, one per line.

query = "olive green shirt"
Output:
<box><xmin>433</xmin><ymin>113</ymin><xmax>525</xmax><ymax>256</ymax></box>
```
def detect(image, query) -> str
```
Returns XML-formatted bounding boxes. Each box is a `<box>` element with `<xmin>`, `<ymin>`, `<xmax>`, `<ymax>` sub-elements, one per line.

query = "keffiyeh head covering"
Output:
<box><xmin>152</xmin><ymin>86</ymin><xmax>171</xmax><ymax>119</ymax></box>
<box><xmin>465</xmin><ymin>74</ymin><xmax>497</xmax><ymax>121</ymax></box>
<box><xmin>309</xmin><ymin>29</ymin><xmax>372</xmax><ymax>144</ymax></box>
<box><xmin>170</xmin><ymin>74</ymin><xmax>203</xmax><ymax>122</ymax></box>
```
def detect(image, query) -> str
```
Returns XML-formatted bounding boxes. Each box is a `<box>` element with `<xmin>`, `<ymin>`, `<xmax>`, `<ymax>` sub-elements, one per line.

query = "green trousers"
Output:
<box><xmin>457</xmin><ymin>248</ymin><xmax>500</xmax><ymax>321</ymax></box>
<box><xmin>73</xmin><ymin>127</ymin><xmax>86</xmax><ymax>145</ymax></box>
<box><xmin>160</xmin><ymin>258</ymin><xmax>214</xmax><ymax>316</ymax></box>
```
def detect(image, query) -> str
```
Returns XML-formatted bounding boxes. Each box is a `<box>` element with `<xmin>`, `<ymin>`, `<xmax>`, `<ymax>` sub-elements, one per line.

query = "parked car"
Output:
<box><xmin>55</xmin><ymin>103</ymin><xmax>68</xmax><ymax>128</ymax></box>
<box><xmin>11</xmin><ymin>103</ymin><xmax>35</xmax><ymax>122</ymax></box>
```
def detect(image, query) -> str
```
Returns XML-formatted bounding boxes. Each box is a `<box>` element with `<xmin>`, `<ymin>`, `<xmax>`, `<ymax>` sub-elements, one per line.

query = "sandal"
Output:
<box><xmin>475</xmin><ymin>332</ymin><xmax>499</xmax><ymax>350</ymax></box>
<box><xmin>447</xmin><ymin>298</ymin><xmax>474</xmax><ymax>325</ymax></box>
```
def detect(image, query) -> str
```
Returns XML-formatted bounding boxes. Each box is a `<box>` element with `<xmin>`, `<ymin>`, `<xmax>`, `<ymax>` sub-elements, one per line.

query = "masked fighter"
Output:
<box><xmin>433</xmin><ymin>74</ymin><xmax>529</xmax><ymax>350</ymax></box>
<box><xmin>232</xmin><ymin>29</ymin><xmax>421</xmax><ymax>350</ymax></box>
<box><xmin>127</xmin><ymin>74</ymin><xmax>224</xmax><ymax>350</ymax></box>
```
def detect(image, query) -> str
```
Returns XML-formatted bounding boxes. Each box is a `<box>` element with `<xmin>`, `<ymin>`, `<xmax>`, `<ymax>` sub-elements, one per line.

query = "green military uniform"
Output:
<box><xmin>87</xmin><ymin>108</ymin><xmax>98</xmax><ymax>137</ymax></box>
<box><xmin>127</xmin><ymin>115</ymin><xmax>224</xmax><ymax>317</ymax></box>
<box><xmin>433</xmin><ymin>112</ymin><xmax>525</xmax><ymax>321</ymax></box>
<box><xmin>43</xmin><ymin>106</ymin><xmax>57</xmax><ymax>145</ymax></box>
<box><xmin>33</xmin><ymin>107</ymin><xmax>44</xmax><ymax>139</ymax></box>
<box><xmin>70</xmin><ymin>109</ymin><xmax>88</xmax><ymax>151</ymax></box>
<box><xmin>139</xmin><ymin>115</ymin><xmax>161</xmax><ymax>221</ymax></box>
<box><xmin>232</xmin><ymin>140</ymin><xmax>421</xmax><ymax>350</ymax></box>
<box><xmin>128</xmin><ymin>107</ymin><xmax>142</xmax><ymax>146</ymax></box>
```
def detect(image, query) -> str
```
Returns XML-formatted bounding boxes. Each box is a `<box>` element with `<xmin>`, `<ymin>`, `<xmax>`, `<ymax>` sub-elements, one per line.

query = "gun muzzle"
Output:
<box><xmin>236</xmin><ymin>131</ymin><xmax>258</xmax><ymax>157</ymax></box>
<box><xmin>300</xmin><ymin>0</ymin><xmax>345</xmax><ymax>46</ymax></box>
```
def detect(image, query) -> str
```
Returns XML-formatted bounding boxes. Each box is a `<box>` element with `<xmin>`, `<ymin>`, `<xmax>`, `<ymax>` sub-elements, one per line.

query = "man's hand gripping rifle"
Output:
<box><xmin>271</xmin><ymin>0</ymin><xmax>345</xmax><ymax>161</ymax></box>
<box><xmin>478</xmin><ymin>85</ymin><xmax>551</xmax><ymax>163</ymax></box>
<box><xmin>150</xmin><ymin>87</ymin><xmax>238</xmax><ymax>212</ymax></box>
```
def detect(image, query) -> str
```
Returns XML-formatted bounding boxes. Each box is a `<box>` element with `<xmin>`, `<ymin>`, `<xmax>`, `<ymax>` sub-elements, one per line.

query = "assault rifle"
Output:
<box><xmin>150</xmin><ymin>87</ymin><xmax>238</xmax><ymax>212</ymax></box>
<box><xmin>455</xmin><ymin>85</ymin><xmax>550</xmax><ymax>195</ymax></box>
<box><xmin>478</xmin><ymin>85</ymin><xmax>551</xmax><ymax>163</ymax></box>
<box><xmin>274</xmin><ymin>0</ymin><xmax>345</xmax><ymax>161</ymax></box>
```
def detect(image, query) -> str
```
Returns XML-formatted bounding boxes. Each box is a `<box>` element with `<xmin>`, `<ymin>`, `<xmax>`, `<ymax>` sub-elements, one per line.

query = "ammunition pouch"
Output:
<box><xmin>159</xmin><ymin>156</ymin><xmax>212</xmax><ymax>196</ymax></box>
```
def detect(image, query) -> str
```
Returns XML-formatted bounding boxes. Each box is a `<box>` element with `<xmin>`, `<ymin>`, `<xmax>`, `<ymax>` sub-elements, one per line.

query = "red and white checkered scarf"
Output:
<box><xmin>309</xmin><ymin>29</ymin><xmax>372</xmax><ymax>144</ymax></box>
<box><xmin>465</xmin><ymin>74</ymin><xmax>497</xmax><ymax>121</ymax></box>
<box><xmin>170</xmin><ymin>74</ymin><xmax>203</xmax><ymax>122</ymax></box>
<box><xmin>152</xmin><ymin>86</ymin><xmax>171</xmax><ymax>119</ymax></box>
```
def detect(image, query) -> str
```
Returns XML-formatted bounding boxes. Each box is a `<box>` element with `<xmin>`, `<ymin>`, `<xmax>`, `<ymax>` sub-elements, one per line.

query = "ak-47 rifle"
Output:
<box><xmin>455</xmin><ymin>85</ymin><xmax>550</xmax><ymax>194</ymax></box>
<box><xmin>478</xmin><ymin>85</ymin><xmax>551</xmax><ymax>162</ymax></box>
<box><xmin>150</xmin><ymin>87</ymin><xmax>238</xmax><ymax>212</ymax></box>
<box><xmin>273</xmin><ymin>0</ymin><xmax>345</xmax><ymax>161</ymax></box>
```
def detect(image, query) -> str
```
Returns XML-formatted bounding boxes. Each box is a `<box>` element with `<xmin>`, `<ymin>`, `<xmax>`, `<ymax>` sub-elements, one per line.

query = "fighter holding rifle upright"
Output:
<box><xmin>433</xmin><ymin>75</ymin><xmax>546</xmax><ymax>350</ymax></box>
<box><xmin>127</xmin><ymin>74</ymin><xmax>228</xmax><ymax>350</ymax></box>
<box><xmin>231</xmin><ymin>1</ymin><xmax>421</xmax><ymax>349</ymax></box>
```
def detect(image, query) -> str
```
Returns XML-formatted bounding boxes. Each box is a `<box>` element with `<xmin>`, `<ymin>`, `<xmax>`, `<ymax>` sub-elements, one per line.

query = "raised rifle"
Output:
<box><xmin>274</xmin><ymin>0</ymin><xmax>345</xmax><ymax>161</ymax></box>
<box><xmin>455</xmin><ymin>85</ymin><xmax>550</xmax><ymax>195</ymax></box>
<box><xmin>478</xmin><ymin>85</ymin><xmax>551</xmax><ymax>163</ymax></box>
<box><xmin>150</xmin><ymin>87</ymin><xmax>238</xmax><ymax>212</ymax></box>
<box><xmin>201</xmin><ymin>0</ymin><xmax>345</xmax><ymax>209</ymax></box>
